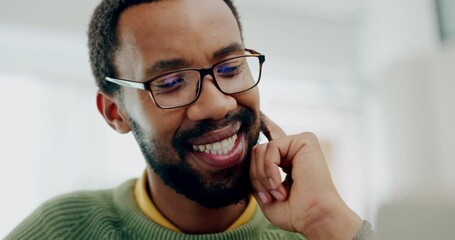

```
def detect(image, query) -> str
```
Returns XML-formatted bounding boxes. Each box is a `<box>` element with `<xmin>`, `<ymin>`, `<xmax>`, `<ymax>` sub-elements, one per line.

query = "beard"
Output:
<box><xmin>129</xmin><ymin>108</ymin><xmax>261</xmax><ymax>209</ymax></box>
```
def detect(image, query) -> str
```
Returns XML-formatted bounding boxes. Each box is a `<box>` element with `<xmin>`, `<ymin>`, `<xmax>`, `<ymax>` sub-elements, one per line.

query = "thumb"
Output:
<box><xmin>260</xmin><ymin>112</ymin><xmax>286</xmax><ymax>141</ymax></box>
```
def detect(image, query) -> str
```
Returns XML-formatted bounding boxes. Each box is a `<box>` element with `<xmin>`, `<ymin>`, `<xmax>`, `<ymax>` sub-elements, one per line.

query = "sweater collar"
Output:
<box><xmin>134</xmin><ymin>170</ymin><xmax>257</xmax><ymax>232</ymax></box>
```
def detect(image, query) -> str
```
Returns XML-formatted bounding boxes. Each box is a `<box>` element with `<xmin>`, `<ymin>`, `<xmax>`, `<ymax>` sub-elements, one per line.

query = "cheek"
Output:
<box><xmin>123</xmin><ymin>91</ymin><xmax>155</xmax><ymax>131</ymax></box>
<box><xmin>149</xmin><ymin>111</ymin><xmax>185</xmax><ymax>142</ymax></box>
<box><xmin>136</xmin><ymin>98</ymin><xmax>187</xmax><ymax>143</ymax></box>
<box><xmin>123</xmin><ymin>90</ymin><xmax>182</xmax><ymax>140</ymax></box>
<box><xmin>236</xmin><ymin>88</ymin><xmax>260</xmax><ymax>114</ymax></box>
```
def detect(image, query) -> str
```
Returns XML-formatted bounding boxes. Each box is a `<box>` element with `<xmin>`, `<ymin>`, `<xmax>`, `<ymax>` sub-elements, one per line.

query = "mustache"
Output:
<box><xmin>172</xmin><ymin>108</ymin><xmax>257</xmax><ymax>148</ymax></box>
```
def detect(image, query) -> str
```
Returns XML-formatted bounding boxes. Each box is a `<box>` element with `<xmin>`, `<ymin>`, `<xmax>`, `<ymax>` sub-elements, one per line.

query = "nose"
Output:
<box><xmin>186</xmin><ymin>77</ymin><xmax>237</xmax><ymax>121</ymax></box>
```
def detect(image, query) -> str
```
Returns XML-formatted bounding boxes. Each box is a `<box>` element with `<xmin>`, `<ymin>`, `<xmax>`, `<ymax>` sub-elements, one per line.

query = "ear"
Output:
<box><xmin>96</xmin><ymin>90</ymin><xmax>131</xmax><ymax>134</ymax></box>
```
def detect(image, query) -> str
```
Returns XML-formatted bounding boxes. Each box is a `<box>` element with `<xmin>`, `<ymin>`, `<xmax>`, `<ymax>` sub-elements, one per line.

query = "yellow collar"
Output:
<box><xmin>134</xmin><ymin>170</ymin><xmax>257</xmax><ymax>232</ymax></box>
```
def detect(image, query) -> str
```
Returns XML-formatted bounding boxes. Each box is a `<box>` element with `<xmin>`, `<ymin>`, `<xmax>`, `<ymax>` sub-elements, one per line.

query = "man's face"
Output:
<box><xmin>114</xmin><ymin>0</ymin><xmax>261</xmax><ymax>208</ymax></box>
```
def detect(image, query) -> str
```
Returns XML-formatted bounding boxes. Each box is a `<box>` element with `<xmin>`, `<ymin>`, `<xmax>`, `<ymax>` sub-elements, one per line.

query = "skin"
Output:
<box><xmin>98</xmin><ymin>0</ymin><xmax>260</xmax><ymax>233</ymax></box>
<box><xmin>254</xmin><ymin>116</ymin><xmax>363</xmax><ymax>239</ymax></box>
<box><xmin>96</xmin><ymin>0</ymin><xmax>363</xmax><ymax>238</ymax></box>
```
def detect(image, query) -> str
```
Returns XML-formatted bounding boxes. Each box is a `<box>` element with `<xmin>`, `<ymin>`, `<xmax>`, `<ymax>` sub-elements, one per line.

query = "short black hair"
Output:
<box><xmin>88</xmin><ymin>0</ymin><xmax>243</xmax><ymax>94</ymax></box>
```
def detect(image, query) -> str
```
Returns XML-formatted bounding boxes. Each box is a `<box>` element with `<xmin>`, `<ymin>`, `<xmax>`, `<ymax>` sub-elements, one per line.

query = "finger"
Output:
<box><xmin>263</xmin><ymin>141</ymin><xmax>287</xmax><ymax>201</ymax></box>
<box><xmin>260</xmin><ymin>112</ymin><xmax>286</xmax><ymax>141</ymax></box>
<box><xmin>255</xmin><ymin>143</ymin><xmax>286</xmax><ymax>201</ymax></box>
<box><xmin>271</xmin><ymin>185</ymin><xmax>288</xmax><ymax>202</ymax></box>
<box><xmin>252</xmin><ymin>192</ymin><xmax>269</xmax><ymax>211</ymax></box>
<box><xmin>250</xmin><ymin>144</ymin><xmax>272</xmax><ymax>204</ymax></box>
<box><xmin>263</xmin><ymin>142</ymin><xmax>283</xmax><ymax>190</ymax></box>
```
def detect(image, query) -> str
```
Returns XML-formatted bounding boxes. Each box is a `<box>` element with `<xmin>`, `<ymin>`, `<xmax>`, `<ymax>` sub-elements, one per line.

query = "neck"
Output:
<box><xmin>146</xmin><ymin>168</ymin><xmax>248</xmax><ymax>234</ymax></box>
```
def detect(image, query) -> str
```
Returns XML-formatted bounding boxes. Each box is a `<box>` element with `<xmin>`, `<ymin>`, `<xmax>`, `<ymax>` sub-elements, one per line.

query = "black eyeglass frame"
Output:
<box><xmin>105</xmin><ymin>49</ymin><xmax>265</xmax><ymax>109</ymax></box>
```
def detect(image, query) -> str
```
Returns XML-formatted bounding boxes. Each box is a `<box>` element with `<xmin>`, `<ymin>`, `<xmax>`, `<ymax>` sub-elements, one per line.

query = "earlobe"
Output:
<box><xmin>96</xmin><ymin>91</ymin><xmax>131</xmax><ymax>134</ymax></box>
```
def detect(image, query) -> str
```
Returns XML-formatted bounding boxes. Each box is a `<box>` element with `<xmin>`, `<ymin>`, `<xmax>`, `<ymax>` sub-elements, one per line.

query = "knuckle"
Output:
<box><xmin>265</xmin><ymin>140</ymin><xmax>279</xmax><ymax>151</ymax></box>
<box><xmin>253</xmin><ymin>143</ymin><xmax>265</xmax><ymax>153</ymax></box>
<box><xmin>251</xmin><ymin>179</ymin><xmax>265</xmax><ymax>191</ymax></box>
<box><xmin>250</xmin><ymin>177</ymin><xmax>259</xmax><ymax>185</ymax></box>
<box><xmin>258</xmin><ymin>174</ymin><xmax>268</xmax><ymax>183</ymax></box>
<box><xmin>264</xmin><ymin>163</ymin><xmax>275</xmax><ymax>175</ymax></box>
<box><xmin>253</xmin><ymin>168</ymin><xmax>268</xmax><ymax>182</ymax></box>
<box><xmin>299</xmin><ymin>131</ymin><xmax>319</xmax><ymax>144</ymax></box>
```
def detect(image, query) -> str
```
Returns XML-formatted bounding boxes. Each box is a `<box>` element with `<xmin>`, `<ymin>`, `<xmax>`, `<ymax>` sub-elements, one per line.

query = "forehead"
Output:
<box><xmin>115</xmin><ymin>0</ymin><xmax>242</xmax><ymax>79</ymax></box>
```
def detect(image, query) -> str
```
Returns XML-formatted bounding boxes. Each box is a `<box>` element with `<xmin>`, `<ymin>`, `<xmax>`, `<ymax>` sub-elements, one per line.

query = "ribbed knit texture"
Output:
<box><xmin>6</xmin><ymin>179</ymin><xmax>307</xmax><ymax>240</ymax></box>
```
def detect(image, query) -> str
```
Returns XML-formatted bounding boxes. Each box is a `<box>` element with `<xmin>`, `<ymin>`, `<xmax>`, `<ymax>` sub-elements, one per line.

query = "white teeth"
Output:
<box><xmin>192</xmin><ymin>134</ymin><xmax>238</xmax><ymax>155</ymax></box>
<box><xmin>213</xmin><ymin>142</ymin><xmax>221</xmax><ymax>151</ymax></box>
<box><xmin>221</xmin><ymin>139</ymin><xmax>229</xmax><ymax>148</ymax></box>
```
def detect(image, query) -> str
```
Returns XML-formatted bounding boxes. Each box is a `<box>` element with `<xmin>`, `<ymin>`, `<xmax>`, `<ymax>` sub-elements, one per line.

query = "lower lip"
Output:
<box><xmin>190</xmin><ymin>133</ymin><xmax>245</xmax><ymax>169</ymax></box>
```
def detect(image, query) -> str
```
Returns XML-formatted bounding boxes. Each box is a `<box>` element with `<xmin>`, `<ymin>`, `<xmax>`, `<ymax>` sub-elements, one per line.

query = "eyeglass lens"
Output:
<box><xmin>150</xmin><ymin>56</ymin><xmax>261</xmax><ymax>108</ymax></box>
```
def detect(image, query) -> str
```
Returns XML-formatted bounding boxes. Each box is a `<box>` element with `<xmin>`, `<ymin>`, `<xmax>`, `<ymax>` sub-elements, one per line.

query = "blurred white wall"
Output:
<box><xmin>360</xmin><ymin>0</ymin><xmax>440</xmax><ymax>217</ymax></box>
<box><xmin>360</xmin><ymin>0</ymin><xmax>455</xmax><ymax>237</ymax></box>
<box><xmin>0</xmin><ymin>1</ymin><xmax>146</xmax><ymax>236</ymax></box>
<box><xmin>1</xmin><ymin>0</ymin><xmax>453</xmax><ymax>238</ymax></box>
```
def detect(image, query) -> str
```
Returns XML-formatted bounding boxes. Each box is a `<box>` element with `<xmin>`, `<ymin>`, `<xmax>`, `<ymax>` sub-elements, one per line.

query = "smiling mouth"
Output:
<box><xmin>192</xmin><ymin>134</ymin><xmax>238</xmax><ymax>155</ymax></box>
<box><xmin>188</xmin><ymin>128</ymin><xmax>244</xmax><ymax>170</ymax></box>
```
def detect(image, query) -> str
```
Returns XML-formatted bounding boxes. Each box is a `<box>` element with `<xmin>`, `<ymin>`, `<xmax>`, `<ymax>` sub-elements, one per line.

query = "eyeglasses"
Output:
<box><xmin>105</xmin><ymin>49</ymin><xmax>265</xmax><ymax>109</ymax></box>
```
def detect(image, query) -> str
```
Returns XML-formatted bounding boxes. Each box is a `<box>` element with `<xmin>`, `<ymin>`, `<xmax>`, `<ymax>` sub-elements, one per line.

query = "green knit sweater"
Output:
<box><xmin>6</xmin><ymin>179</ymin><xmax>306</xmax><ymax>240</ymax></box>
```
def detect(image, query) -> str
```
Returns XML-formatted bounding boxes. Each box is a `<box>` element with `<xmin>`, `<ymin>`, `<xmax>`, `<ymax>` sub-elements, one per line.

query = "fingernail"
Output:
<box><xmin>271</xmin><ymin>190</ymin><xmax>284</xmax><ymax>201</ymax></box>
<box><xmin>258</xmin><ymin>191</ymin><xmax>268</xmax><ymax>204</ymax></box>
<box><xmin>269</xmin><ymin>178</ymin><xmax>277</xmax><ymax>189</ymax></box>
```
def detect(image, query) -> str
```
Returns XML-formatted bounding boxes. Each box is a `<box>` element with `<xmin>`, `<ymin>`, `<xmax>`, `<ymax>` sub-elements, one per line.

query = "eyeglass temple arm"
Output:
<box><xmin>105</xmin><ymin>77</ymin><xmax>146</xmax><ymax>90</ymax></box>
<box><xmin>245</xmin><ymin>48</ymin><xmax>260</xmax><ymax>55</ymax></box>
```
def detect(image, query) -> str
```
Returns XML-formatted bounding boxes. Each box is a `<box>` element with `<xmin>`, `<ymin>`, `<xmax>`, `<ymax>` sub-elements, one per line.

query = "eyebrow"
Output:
<box><xmin>144</xmin><ymin>58</ymin><xmax>188</xmax><ymax>79</ymax></box>
<box><xmin>212</xmin><ymin>42</ymin><xmax>244</xmax><ymax>60</ymax></box>
<box><xmin>144</xmin><ymin>42</ymin><xmax>244</xmax><ymax>80</ymax></box>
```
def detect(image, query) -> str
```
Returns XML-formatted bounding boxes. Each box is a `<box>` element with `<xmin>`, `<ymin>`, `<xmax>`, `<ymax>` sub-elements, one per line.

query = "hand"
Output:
<box><xmin>250</xmin><ymin>114</ymin><xmax>362</xmax><ymax>239</ymax></box>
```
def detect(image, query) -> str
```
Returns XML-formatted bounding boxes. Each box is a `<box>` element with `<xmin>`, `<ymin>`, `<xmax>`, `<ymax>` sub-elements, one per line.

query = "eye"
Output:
<box><xmin>151</xmin><ymin>75</ymin><xmax>185</xmax><ymax>94</ymax></box>
<box><xmin>216</xmin><ymin>59</ymin><xmax>244</xmax><ymax>78</ymax></box>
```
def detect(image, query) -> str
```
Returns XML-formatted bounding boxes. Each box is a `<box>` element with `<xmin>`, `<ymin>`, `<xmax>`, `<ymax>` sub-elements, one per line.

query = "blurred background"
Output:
<box><xmin>1</xmin><ymin>0</ymin><xmax>454</xmax><ymax>238</ymax></box>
